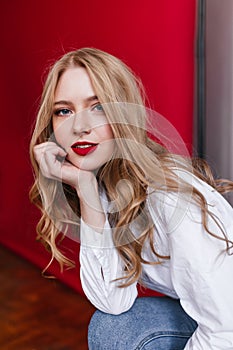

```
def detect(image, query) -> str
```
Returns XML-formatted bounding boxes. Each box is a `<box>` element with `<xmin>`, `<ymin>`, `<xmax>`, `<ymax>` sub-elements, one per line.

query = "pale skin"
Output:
<box><xmin>34</xmin><ymin>66</ymin><xmax>115</xmax><ymax>232</ymax></box>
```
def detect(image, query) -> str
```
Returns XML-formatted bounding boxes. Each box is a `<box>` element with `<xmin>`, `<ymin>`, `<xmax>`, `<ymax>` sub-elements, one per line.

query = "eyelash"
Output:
<box><xmin>53</xmin><ymin>108</ymin><xmax>73</xmax><ymax>117</ymax></box>
<box><xmin>53</xmin><ymin>103</ymin><xmax>104</xmax><ymax>117</ymax></box>
<box><xmin>91</xmin><ymin>103</ymin><xmax>104</xmax><ymax>112</ymax></box>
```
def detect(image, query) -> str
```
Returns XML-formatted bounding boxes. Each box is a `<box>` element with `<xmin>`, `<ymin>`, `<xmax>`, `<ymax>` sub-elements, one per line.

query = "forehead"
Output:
<box><xmin>55</xmin><ymin>66</ymin><xmax>95</xmax><ymax>100</ymax></box>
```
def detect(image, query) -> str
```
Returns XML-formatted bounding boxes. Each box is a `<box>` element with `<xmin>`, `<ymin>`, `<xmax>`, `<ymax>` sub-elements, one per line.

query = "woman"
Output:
<box><xmin>30</xmin><ymin>47</ymin><xmax>233</xmax><ymax>349</ymax></box>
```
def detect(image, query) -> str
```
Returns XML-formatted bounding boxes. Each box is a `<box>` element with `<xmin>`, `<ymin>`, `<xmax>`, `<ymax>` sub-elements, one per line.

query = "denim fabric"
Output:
<box><xmin>88</xmin><ymin>297</ymin><xmax>197</xmax><ymax>350</ymax></box>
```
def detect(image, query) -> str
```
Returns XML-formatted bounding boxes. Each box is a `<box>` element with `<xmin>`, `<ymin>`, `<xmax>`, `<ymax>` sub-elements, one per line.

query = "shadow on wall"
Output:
<box><xmin>205</xmin><ymin>0</ymin><xmax>233</xmax><ymax>205</ymax></box>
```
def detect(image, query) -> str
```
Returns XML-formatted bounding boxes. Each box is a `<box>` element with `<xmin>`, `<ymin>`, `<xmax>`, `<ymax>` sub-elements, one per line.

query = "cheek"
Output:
<box><xmin>100</xmin><ymin>124</ymin><xmax>114</xmax><ymax>140</ymax></box>
<box><xmin>100</xmin><ymin>125</ymin><xmax>115</xmax><ymax>155</ymax></box>
<box><xmin>52</xmin><ymin>118</ymin><xmax>59</xmax><ymax>138</ymax></box>
<box><xmin>52</xmin><ymin>118</ymin><xmax>69</xmax><ymax>145</ymax></box>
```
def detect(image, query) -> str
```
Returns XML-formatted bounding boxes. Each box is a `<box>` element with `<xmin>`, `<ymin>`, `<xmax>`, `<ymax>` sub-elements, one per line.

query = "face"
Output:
<box><xmin>52</xmin><ymin>66</ymin><xmax>115</xmax><ymax>171</ymax></box>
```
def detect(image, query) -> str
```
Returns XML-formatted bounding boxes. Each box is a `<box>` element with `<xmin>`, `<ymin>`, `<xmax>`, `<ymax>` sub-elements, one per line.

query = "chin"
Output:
<box><xmin>68</xmin><ymin>159</ymin><xmax>102</xmax><ymax>172</ymax></box>
<box><xmin>68</xmin><ymin>153</ymin><xmax>112</xmax><ymax>172</ymax></box>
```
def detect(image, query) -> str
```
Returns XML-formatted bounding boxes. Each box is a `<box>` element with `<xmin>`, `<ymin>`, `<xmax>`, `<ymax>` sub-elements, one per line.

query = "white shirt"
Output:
<box><xmin>80</xmin><ymin>170</ymin><xmax>233</xmax><ymax>349</ymax></box>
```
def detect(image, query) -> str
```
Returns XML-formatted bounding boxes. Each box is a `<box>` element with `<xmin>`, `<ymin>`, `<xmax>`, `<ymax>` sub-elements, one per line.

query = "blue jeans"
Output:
<box><xmin>88</xmin><ymin>297</ymin><xmax>197</xmax><ymax>350</ymax></box>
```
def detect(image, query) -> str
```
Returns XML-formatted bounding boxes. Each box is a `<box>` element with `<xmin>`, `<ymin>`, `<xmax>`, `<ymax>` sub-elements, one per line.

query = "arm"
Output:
<box><xmin>77</xmin><ymin>180</ymin><xmax>138</xmax><ymax>314</ymax></box>
<box><xmin>79</xmin><ymin>195</ymin><xmax>138</xmax><ymax>314</ymax></box>
<box><xmin>33</xmin><ymin>141</ymin><xmax>138</xmax><ymax>314</ymax></box>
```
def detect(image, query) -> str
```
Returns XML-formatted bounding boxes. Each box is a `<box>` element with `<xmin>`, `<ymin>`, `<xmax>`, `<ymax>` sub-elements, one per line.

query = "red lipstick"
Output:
<box><xmin>71</xmin><ymin>141</ymin><xmax>98</xmax><ymax>156</ymax></box>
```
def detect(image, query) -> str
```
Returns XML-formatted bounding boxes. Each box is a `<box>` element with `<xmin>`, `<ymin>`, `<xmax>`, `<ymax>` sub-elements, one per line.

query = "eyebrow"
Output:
<box><xmin>53</xmin><ymin>95</ymin><xmax>98</xmax><ymax>106</ymax></box>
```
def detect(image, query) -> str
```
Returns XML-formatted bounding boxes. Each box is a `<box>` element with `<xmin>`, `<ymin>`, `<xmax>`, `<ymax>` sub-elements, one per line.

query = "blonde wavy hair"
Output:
<box><xmin>30</xmin><ymin>47</ymin><xmax>233</xmax><ymax>286</ymax></box>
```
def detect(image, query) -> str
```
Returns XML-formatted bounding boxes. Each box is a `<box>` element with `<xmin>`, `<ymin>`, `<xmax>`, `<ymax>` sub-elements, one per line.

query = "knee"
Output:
<box><xmin>88</xmin><ymin>310</ymin><xmax>124</xmax><ymax>350</ymax></box>
<box><xmin>87</xmin><ymin>298</ymin><xmax>197</xmax><ymax>350</ymax></box>
<box><xmin>88</xmin><ymin>310</ymin><xmax>108</xmax><ymax>348</ymax></box>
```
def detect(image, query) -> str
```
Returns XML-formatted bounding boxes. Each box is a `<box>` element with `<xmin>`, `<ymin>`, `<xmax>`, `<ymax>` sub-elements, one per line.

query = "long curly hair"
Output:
<box><xmin>29</xmin><ymin>47</ymin><xmax>233</xmax><ymax>286</ymax></box>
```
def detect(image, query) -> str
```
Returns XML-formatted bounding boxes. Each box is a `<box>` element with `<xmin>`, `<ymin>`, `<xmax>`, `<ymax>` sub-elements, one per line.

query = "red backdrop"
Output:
<box><xmin>0</xmin><ymin>0</ymin><xmax>196</xmax><ymax>296</ymax></box>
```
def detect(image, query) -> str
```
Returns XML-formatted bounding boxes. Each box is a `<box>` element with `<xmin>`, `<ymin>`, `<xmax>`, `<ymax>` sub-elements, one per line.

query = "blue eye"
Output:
<box><xmin>92</xmin><ymin>104</ymin><xmax>104</xmax><ymax>112</ymax></box>
<box><xmin>54</xmin><ymin>108</ymin><xmax>72</xmax><ymax>117</ymax></box>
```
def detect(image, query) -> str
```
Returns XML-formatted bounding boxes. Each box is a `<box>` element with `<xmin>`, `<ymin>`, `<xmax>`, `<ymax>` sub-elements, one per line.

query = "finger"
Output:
<box><xmin>34</xmin><ymin>143</ymin><xmax>67</xmax><ymax>180</ymax></box>
<box><xmin>45</xmin><ymin>150</ymin><xmax>69</xmax><ymax>180</ymax></box>
<box><xmin>34</xmin><ymin>143</ymin><xmax>67</xmax><ymax>165</ymax></box>
<box><xmin>34</xmin><ymin>142</ymin><xmax>67</xmax><ymax>157</ymax></box>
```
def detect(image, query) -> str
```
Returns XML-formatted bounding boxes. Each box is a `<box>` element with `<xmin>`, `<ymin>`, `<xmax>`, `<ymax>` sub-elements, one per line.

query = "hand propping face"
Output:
<box><xmin>33</xmin><ymin>142</ymin><xmax>96</xmax><ymax>191</ymax></box>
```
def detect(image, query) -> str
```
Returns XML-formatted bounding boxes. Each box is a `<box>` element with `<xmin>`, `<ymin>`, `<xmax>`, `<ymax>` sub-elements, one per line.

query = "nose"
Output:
<box><xmin>71</xmin><ymin>110</ymin><xmax>91</xmax><ymax>136</ymax></box>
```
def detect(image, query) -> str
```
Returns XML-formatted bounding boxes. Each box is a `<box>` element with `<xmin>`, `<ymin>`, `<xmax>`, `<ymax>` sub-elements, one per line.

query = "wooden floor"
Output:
<box><xmin>0</xmin><ymin>245</ymin><xmax>96</xmax><ymax>350</ymax></box>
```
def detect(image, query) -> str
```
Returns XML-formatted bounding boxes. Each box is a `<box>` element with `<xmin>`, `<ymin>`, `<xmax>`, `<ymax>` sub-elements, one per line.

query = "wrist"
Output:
<box><xmin>75</xmin><ymin>176</ymin><xmax>98</xmax><ymax>199</ymax></box>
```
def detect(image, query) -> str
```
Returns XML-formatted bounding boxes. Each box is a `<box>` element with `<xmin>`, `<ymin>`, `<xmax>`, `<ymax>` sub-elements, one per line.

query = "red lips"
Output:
<box><xmin>71</xmin><ymin>141</ymin><xmax>98</xmax><ymax>156</ymax></box>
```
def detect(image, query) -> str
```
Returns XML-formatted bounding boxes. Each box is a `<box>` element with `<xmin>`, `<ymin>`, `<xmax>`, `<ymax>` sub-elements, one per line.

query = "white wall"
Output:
<box><xmin>205</xmin><ymin>0</ymin><xmax>233</xmax><ymax>203</ymax></box>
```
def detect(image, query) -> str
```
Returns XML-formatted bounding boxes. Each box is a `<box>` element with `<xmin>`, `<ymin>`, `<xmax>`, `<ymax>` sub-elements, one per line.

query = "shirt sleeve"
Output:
<box><xmin>79</xmin><ymin>218</ymin><xmax>138</xmax><ymax>314</ymax></box>
<box><xmin>164</xmin><ymin>186</ymin><xmax>233</xmax><ymax>349</ymax></box>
